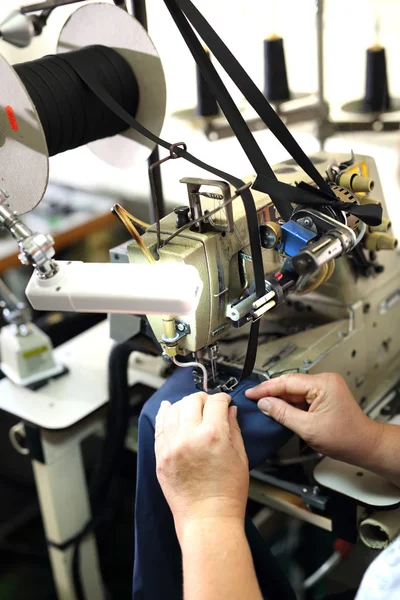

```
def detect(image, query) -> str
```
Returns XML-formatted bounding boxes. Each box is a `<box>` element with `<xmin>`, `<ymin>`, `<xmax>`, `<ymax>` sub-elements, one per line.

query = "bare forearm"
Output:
<box><xmin>346</xmin><ymin>421</ymin><xmax>400</xmax><ymax>487</ymax></box>
<box><xmin>178</xmin><ymin>518</ymin><xmax>263</xmax><ymax>600</ymax></box>
<box><xmin>361</xmin><ymin>422</ymin><xmax>400</xmax><ymax>487</ymax></box>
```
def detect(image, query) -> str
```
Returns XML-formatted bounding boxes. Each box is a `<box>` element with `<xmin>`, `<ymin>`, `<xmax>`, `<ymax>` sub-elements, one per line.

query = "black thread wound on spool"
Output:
<box><xmin>263</xmin><ymin>37</ymin><xmax>290</xmax><ymax>103</ymax></box>
<box><xmin>13</xmin><ymin>46</ymin><xmax>140</xmax><ymax>157</ymax></box>
<box><xmin>363</xmin><ymin>46</ymin><xmax>391</xmax><ymax>113</ymax></box>
<box><xmin>196</xmin><ymin>48</ymin><xmax>219</xmax><ymax>117</ymax></box>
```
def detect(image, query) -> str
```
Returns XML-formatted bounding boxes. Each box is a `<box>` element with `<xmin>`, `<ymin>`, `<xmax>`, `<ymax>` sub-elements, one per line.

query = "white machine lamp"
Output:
<box><xmin>0</xmin><ymin>198</ymin><xmax>203</xmax><ymax>386</ymax></box>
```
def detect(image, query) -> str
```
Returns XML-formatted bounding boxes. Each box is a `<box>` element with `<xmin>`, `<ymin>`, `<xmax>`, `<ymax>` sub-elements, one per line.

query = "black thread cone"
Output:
<box><xmin>363</xmin><ymin>46</ymin><xmax>391</xmax><ymax>112</ymax></box>
<box><xmin>263</xmin><ymin>36</ymin><xmax>290</xmax><ymax>103</ymax></box>
<box><xmin>196</xmin><ymin>48</ymin><xmax>219</xmax><ymax>117</ymax></box>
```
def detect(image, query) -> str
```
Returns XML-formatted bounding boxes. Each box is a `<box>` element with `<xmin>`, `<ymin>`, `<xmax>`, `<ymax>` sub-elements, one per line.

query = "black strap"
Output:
<box><xmin>296</xmin><ymin>181</ymin><xmax>382</xmax><ymax>226</ymax></box>
<box><xmin>162</xmin><ymin>0</ymin><xmax>293</xmax><ymax>223</ymax></box>
<box><xmin>241</xmin><ymin>319</ymin><xmax>261</xmax><ymax>380</ymax></box>
<box><xmin>165</xmin><ymin>0</ymin><xmax>382</xmax><ymax>231</ymax></box>
<box><xmin>171</xmin><ymin>0</ymin><xmax>334</xmax><ymax>198</ymax></box>
<box><xmin>59</xmin><ymin>53</ymin><xmax>261</xmax><ymax>380</ymax></box>
<box><xmin>253</xmin><ymin>176</ymin><xmax>383</xmax><ymax>227</ymax></box>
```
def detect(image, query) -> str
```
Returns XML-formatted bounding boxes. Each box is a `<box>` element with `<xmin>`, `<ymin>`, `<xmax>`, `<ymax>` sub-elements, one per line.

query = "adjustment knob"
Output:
<box><xmin>174</xmin><ymin>206</ymin><xmax>190</xmax><ymax>229</ymax></box>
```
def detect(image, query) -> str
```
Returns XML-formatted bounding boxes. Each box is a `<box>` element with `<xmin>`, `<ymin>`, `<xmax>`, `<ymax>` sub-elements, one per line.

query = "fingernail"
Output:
<box><xmin>231</xmin><ymin>405</ymin><xmax>238</xmax><ymax>418</ymax></box>
<box><xmin>258</xmin><ymin>399</ymin><xmax>271</xmax><ymax>415</ymax></box>
<box><xmin>160</xmin><ymin>400</ymin><xmax>170</xmax><ymax>409</ymax></box>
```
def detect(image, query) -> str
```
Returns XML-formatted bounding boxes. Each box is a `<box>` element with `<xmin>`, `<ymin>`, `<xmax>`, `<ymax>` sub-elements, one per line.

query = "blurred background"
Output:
<box><xmin>0</xmin><ymin>1</ymin><xmax>399</xmax><ymax>598</ymax></box>
<box><xmin>0</xmin><ymin>0</ymin><xmax>399</xmax><ymax>227</ymax></box>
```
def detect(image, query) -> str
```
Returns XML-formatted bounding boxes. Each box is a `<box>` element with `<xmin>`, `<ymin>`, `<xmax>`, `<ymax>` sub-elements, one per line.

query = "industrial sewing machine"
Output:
<box><xmin>126</xmin><ymin>152</ymin><xmax>400</xmax><ymax>407</ymax></box>
<box><xmin>0</xmin><ymin>2</ymin><xmax>400</xmax><ymax>597</ymax></box>
<box><xmin>125</xmin><ymin>152</ymin><xmax>400</xmax><ymax>549</ymax></box>
<box><xmin>12</xmin><ymin>149</ymin><xmax>400</xmax><ymax>406</ymax></box>
<box><xmin>5</xmin><ymin>146</ymin><xmax>400</xmax><ymax>546</ymax></box>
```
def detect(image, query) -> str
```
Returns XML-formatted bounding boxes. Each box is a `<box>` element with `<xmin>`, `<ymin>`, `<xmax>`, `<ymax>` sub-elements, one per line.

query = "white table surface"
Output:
<box><xmin>0</xmin><ymin>321</ymin><xmax>165</xmax><ymax>430</ymax></box>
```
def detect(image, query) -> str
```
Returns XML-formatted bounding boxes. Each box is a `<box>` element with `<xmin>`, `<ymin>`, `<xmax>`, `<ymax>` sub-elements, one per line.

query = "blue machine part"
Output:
<box><xmin>280</xmin><ymin>220</ymin><xmax>317</xmax><ymax>257</ymax></box>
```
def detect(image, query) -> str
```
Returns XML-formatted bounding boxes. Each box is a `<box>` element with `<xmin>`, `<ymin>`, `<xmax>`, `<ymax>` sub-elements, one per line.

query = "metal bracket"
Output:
<box><xmin>262</xmin><ymin>342</ymin><xmax>297</xmax><ymax>372</ymax></box>
<box><xmin>180</xmin><ymin>177</ymin><xmax>234</xmax><ymax>234</ymax></box>
<box><xmin>251</xmin><ymin>469</ymin><xmax>329</xmax><ymax>511</ymax></box>
<box><xmin>161</xmin><ymin>320</ymin><xmax>190</xmax><ymax>345</ymax></box>
<box><xmin>292</xmin><ymin>207</ymin><xmax>356</xmax><ymax>246</ymax></box>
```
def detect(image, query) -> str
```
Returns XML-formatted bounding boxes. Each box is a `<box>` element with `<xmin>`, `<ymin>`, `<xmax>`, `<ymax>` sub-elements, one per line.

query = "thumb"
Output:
<box><xmin>258</xmin><ymin>396</ymin><xmax>311</xmax><ymax>438</ymax></box>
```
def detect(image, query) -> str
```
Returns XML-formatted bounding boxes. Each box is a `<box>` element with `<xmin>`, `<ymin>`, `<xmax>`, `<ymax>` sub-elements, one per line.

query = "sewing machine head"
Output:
<box><xmin>128</xmin><ymin>151</ymin><xmax>400</xmax><ymax>404</ymax></box>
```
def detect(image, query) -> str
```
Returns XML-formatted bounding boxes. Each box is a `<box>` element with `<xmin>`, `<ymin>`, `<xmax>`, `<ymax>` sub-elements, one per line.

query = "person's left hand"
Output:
<box><xmin>155</xmin><ymin>392</ymin><xmax>249</xmax><ymax>540</ymax></box>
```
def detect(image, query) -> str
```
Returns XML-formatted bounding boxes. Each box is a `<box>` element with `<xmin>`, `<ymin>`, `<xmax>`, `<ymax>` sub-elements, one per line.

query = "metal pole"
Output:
<box><xmin>316</xmin><ymin>0</ymin><xmax>325</xmax><ymax>106</ymax></box>
<box><xmin>0</xmin><ymin>278</ymin><xmax>20</xmax><ymax>312</ymax></box>
<box><xmin>315</xmin><ymin>0</ymin><xmax>328</xmax><ymax>149</ymax></box>
<box><xmin>131</xmin><ymin>0</ymin><xmax>166</xmax><ymax>221</ymax></box>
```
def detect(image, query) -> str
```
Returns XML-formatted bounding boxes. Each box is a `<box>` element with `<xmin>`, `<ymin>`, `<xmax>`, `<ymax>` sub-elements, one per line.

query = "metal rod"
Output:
<box><xmin>160</xmin><ymin>182</ymin><xmax>250</xmax><ymax>248</ymax></box>
<box><xmin>316</xmin><ymin>0</ymin><xmax>325</xmax><ymax>108</ymax></box>
<box><xmin>131</xmin><ymin>0</ymin><xmax>165</xmax><ymax>221</ymax></box>
<box><xmin>148</xmin><ymin>147</ymin><xmax>165</xmax><ymax>222</ymax></box>
<box><xmin>172</xmin><ymin>356</ymin><xmax>208</xmax><ymax>392</ymax></box>
<box><xmin>315</xmin><ymin>0</ymin><xmax>329</xmax><ymax>150</ymax></box>
<box><xmin>149</xmin><ymin>142</ymin><xmax>187</xmax><ymax>258</ymax></box>
<box><xmin>0</xmin><ymin>278</ymin><xmax>20</xmax><ymax>312</ymax></box>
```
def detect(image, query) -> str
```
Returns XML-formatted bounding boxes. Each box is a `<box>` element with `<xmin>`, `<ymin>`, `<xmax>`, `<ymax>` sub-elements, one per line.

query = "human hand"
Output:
<box><xmin>245</xmin><ymin>373</ymin><xmax>382</xmax><ymax>465</ymax></box>
<box><xmin>155</xmin><ymin>392</ymin><xmax>249</xmax><ymax>541</ymax></box>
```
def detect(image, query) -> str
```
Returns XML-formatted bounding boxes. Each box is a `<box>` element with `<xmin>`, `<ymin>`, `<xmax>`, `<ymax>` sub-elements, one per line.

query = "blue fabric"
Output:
<box><xmin>133</xmin><ymin>368</ymin><xmax>295</xmax><ymax>600</ymax></box>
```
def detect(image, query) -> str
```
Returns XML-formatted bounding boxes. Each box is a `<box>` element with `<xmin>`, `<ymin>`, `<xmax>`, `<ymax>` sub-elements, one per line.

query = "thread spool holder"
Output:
<box><xmin>172</xmin><ymin>0</ymin><xmax>400</xmax><ymax>147</ymax></box>
<box><xmin>0</xmin><ymin>2</ymin><xmax>167</xmax><ymax>215</ymax></box>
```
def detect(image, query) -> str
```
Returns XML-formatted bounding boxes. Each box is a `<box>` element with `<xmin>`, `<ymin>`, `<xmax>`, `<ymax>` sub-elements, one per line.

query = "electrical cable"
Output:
<box><xmin>303</xmin><ymin>550</ymin><xmax>342</xmax><ymax>589</ymax></box>
<box><xmin>75</xmin><ymin>336</ymin><xmax>160</xmax><ymax>600</ymax></box>
<box><xmin>45</xmin><ymin>337</ymin><xmax>160</xmax><ymax>600</ymax></box>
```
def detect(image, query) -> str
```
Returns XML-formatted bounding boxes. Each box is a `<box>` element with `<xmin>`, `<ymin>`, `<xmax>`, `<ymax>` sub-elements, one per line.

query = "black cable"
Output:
<box><xmin>75</xmin><ymin>337</ymin><xmax>159</xmax><ymax>599</ymax></box>
<box><xmin>71</xmin><ymin>339</ymin><xmax>137</xmax><ymax>600</ymax></box>
<box><xmin>45</xmin><ymin>337</ymin><xmax>159</xmax><ymax>600</ymax></box>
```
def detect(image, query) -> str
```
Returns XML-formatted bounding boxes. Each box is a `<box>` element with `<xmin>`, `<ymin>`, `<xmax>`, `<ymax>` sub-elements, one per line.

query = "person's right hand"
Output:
<box><xmin>245</xmin><ymin>372</ymin><xmax>383</xmax><ymax>465</ymax></box>
<box><xmin>154</xmin><ymin>392</ymin><xmax>249</xmax><ymax>542</ymax></box>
